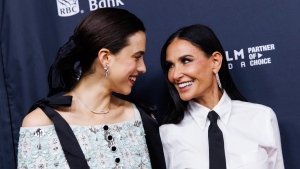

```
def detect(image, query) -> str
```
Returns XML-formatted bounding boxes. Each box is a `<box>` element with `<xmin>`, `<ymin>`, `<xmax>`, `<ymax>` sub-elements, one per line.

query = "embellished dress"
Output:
<box><xmin>17</xmin><ymin>104</ymin><xmax>152</xmax><ymax>169</ymax></box>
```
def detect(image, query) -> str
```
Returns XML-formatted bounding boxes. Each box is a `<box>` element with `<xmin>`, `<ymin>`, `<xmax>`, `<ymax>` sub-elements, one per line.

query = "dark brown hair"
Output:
<box><xmin>48</xmin><ymin>8</ymin><xmax>145</xmax><ymax>97</ymax></box>
<box><xmin>160</xmin><ymin>24</ymin><xmax>246</xmax><ymax>124</ymax></box>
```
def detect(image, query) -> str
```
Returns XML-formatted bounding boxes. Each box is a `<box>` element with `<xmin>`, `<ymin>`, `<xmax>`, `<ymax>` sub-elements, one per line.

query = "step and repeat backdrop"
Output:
<box><xmin>1</xmin><ymin>0</ymin><xmax>299</xmax><ymax>168</ymax></box>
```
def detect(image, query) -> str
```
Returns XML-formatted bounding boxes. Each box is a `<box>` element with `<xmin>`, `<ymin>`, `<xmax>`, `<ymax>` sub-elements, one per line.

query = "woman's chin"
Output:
<box><xmin>179</xmin><ymin>95</ymin><xmax>192</xmax><ymax>101</ymax></box>
<box><xmin>118</xmin><ymin>89</ymin><xmax>132</xmax><ymax>96</ymax></box>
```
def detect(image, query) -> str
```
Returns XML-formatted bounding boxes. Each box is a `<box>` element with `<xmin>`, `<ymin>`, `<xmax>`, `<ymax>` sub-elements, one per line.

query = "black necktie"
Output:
<box><xmin>208</xmin><ymin>110</ymin><xmax>226</xmax><ymax>169</ymax></box>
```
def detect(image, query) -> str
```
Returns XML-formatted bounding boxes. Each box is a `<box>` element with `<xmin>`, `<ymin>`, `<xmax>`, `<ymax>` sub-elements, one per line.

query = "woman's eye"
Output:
<box><xmin>165</xmin><ymin>62</ymin><xmax>174</xmax><ymax>69</ymax></box>
<box><xmin>182</xmin><ymin>58</ymin><xmax>191</xmax><ymax>64</ymax></box>
<box><xmin>134</xmin><ymin>55</ymin><xmax>142</xmax><ymax>60</ymax></box>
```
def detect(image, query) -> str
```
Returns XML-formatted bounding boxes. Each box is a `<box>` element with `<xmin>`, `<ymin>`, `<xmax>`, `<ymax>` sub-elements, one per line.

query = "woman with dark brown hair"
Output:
<box><xmin>18</xmin><ymin>8</ymin><xmax>165</xmax><ymax>169</ymax></box>
<box><xmin>159</xmin><ymin>24</ymin><xmax>284</xmax><ymax>169</ymax></box>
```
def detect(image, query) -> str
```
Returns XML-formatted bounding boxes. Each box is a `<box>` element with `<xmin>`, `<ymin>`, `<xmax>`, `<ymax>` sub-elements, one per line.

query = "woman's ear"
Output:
<box><xmin>212</xmin><ymin>51</ymin><xmax>223</xmax><ymax>73</ymax></box>
<box><xmin>97</xmin><ymin>48</ymin><xmax>110</xmax><ymax>68</ymax></box>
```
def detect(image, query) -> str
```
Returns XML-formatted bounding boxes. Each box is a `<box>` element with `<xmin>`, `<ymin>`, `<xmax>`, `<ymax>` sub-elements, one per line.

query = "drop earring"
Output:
<box><xmin>216</xmin><ymin>72</ymin><xmax>222</xmax><ymax>89</ymax></box>
<box><xmin>104</xmin><ymin>65</ymin><xmax>109</xmax><ymax>78</ymax></box>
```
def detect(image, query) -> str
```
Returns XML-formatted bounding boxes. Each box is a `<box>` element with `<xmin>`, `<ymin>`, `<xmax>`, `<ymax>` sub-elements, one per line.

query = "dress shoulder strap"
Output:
<box><xmin>28</xmin><ymin>96</ymin><xmax>89</xmax><ymax>169</ymax></box>
<box><xmin>130</xmin><ymin>98</ymin><xmax>166</xmax><ymax>169</ymax></box>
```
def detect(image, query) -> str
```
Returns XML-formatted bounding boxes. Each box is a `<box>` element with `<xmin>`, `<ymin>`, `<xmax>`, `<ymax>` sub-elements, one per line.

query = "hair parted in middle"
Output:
<box><xmin>160</xmin><ymin>24</ymin><xmax>246</xmax><ymax>124</ymax></box>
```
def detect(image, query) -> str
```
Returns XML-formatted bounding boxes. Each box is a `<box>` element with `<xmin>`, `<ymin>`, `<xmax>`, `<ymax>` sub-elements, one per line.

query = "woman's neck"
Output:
<box><xmin>69</xmin><ymin>74</ymin><xmax>113</xmax><ymax>113</ymax></box>
<box><xmin>193</xmin><ymin>88</ymin><xmax>223</xmax><ymax>110</ymax></box>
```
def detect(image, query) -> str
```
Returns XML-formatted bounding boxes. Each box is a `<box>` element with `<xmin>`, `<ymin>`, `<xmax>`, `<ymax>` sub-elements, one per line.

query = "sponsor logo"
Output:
<box><xmin>89</xmin><ymin>0</ymin><xmax>125</xmax><ymax>11</ymax></box>
<box><xmin>57</xmin><ymin>0</ymin><xmax>125</xmax><ymax>17</ymax></box>
<box><xmin>226</xmin><ymin>44</ymin><xmax>275</xmax><ymax>69</ymax></box>
<box><xmin>57</xmin><ymin>0</ymin><xmax>80</xmax><ymax>17</ymax></box>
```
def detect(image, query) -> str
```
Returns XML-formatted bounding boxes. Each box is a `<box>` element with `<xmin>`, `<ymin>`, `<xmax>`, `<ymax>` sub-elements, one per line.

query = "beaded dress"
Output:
<box><xmin>18</xmin><ymin>104</ymin><xmax>152</xmax><ymax>169</ymax></box>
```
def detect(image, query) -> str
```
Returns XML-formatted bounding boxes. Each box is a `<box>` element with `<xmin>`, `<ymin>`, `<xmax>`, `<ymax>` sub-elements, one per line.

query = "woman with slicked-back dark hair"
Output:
<box><xmin>159</xmin><ymin>24</ymin><xmax>284</xmax><ymax>169</ymax></box>
<box><xmin>18</xmin><ymin>8</ymin><xmax>165</xmax><ymax>169</ymax></box>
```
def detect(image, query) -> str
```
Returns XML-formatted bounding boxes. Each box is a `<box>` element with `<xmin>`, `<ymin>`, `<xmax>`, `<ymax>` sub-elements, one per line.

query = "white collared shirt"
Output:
<box><xmin>159</xmin><ymin>91</ymin><xmax>284</xmax><ymax>169</ymax></box>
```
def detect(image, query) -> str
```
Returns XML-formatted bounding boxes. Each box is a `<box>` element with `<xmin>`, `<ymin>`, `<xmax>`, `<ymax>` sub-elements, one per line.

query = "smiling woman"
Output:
<box><xmin>159</xmin><ymin>24</ymin><xmax>284</xmax><ymax>169</ymax></box>
<box><xmin>17</xmin><ymin>8</ymin><xmax>166</xmax><ymax>169</ymax></box>
<box><xmin>166</xmin><ymin>39</ymin><xmax>217</xmax><ymax>102</ymax></box>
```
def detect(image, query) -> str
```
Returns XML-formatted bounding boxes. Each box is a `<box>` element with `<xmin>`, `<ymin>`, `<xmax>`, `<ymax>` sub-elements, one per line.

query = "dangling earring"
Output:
<box><xmin>216</xmin><ymin>72</ymin><xmax>222</xmax><ymax>89</ymax></box>
<box><xmin>104</xmin><ymin>65</ymin><xmax>109</xmax><ymax>78</ymax></box>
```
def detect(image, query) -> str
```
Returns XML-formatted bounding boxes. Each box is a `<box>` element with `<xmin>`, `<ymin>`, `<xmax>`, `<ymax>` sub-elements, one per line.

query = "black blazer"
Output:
<box><xmin>29</xmin><ymin>96</ymin><xmax>166</xmax><ymax>169</ymax></box>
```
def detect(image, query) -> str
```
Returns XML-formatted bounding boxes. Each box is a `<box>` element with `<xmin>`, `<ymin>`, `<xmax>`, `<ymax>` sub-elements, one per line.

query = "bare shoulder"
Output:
<box><xmin>22</xmin><ymin>108</ymin><xmax>53</xmax><ymax>127</ymax></box>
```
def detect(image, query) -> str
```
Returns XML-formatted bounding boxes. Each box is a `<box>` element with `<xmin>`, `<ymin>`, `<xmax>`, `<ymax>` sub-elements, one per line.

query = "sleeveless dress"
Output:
<box><xmin>17</xmin><ymin>103</ymin><xmax>152</xmax><ymax>169</ymax></box>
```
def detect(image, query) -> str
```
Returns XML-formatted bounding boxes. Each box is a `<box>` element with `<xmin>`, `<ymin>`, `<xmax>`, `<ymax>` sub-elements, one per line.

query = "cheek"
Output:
<box><xmin>192</xmin><ymin>59</ymin><xmax>211</xmax><ymax>75</ymax></box>
<box><xmin>126</xmin><ymin>63</ymin><xmax>136</xmax><ymax>71</ymax></box>
<box><xmin>119</xmin><ymin>60</ymin><xmax>136</xmax><ymax>72</ymax></box>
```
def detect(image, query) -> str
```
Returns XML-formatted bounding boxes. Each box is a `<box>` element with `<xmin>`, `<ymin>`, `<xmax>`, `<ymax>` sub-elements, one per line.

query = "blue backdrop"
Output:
<box><xmin>1</xmin><ymin>0</ymin><xmax>299</xmax><ymax>168</ymax></box>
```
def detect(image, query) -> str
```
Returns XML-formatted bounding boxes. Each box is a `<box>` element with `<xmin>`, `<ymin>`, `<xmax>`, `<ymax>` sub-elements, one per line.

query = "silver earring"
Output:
<box><xmin>104</xmin><ymin>65</ymin><xmax>109</xmax><ymax>78</ymax></box>
<box><xmin>216</xmin><ymin>72</ymin><xmax>222</xmax><ymax>89</ymax></box>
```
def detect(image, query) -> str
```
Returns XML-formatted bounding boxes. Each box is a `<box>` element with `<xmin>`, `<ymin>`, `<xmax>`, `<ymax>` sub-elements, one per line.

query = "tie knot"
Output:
<box><xmin>208</xmin><ymin>110</ymin><xmax>219</xmax><ymax>123</ymax></box>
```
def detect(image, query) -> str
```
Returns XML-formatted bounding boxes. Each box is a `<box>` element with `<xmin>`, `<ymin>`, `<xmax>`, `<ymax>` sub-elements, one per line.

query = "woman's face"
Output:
<box><xmin>109</xmin><ymin>31</ymin><xmax>146</xmax><ymax>95</ymax></box>
<box><xmin>166</xmin><ymin>38</ymin><xmax>215</xmax><ymax>101</ymax></box>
